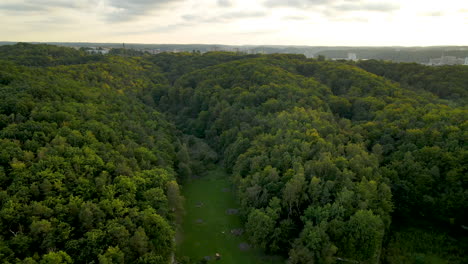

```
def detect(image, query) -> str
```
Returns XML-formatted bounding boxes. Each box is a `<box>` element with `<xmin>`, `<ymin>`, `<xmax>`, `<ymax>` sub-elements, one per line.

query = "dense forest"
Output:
<box><xmin>3</xmin><ymin>42</ymin><xmax>467</xmax><ymax>63</ymax></box>
<box><xmin>0</xmin><ymin>43</ymin><xmax>466</xmax><ymax>263</ymax></box>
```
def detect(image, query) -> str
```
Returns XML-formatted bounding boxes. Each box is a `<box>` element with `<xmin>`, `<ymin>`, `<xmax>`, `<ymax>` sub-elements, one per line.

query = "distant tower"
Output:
<box><xmin>347</xmin><ymin>53</ymin><xmax>357</xmax><ymax>61</ymax></box>
<box><xmin>465</xmin><ymin>57</ymin><xmax>468</xmax><ymax>65</ymax></box>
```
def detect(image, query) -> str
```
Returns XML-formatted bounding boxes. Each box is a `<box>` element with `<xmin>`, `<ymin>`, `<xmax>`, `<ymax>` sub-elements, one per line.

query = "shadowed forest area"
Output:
<box><xmin>0</xmin><ymin>43</ymin><xmax>466</xmax><ymax>263</ymax></box>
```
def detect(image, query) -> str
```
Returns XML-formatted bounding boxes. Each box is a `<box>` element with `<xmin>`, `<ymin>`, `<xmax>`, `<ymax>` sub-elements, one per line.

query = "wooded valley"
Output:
<box><xmin>0</xmin><ymin>43</ymin><xmax>466</xmax><ymax>263</ymax></box>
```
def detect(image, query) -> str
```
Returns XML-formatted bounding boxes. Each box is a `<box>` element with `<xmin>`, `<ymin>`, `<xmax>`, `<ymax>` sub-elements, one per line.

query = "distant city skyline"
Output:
<box><xmin>1</xmin><ymin>0</ymin><xmax>467</xmax><ymax>46</ymax></box>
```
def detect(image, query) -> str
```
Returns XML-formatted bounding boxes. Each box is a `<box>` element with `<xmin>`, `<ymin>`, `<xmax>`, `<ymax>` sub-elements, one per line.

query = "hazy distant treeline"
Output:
<box><xmin>1</xmin><ymin>41</ymin><xmax>467</xmax><ymax>63</ymax></box>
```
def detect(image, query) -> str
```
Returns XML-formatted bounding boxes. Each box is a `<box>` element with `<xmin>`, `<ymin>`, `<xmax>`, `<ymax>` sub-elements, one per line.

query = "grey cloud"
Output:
<box><xmin>118</xmin><ymin>21</ymin><xmax>202</xmax><ymax>35</ymax></box>
<box><xmin>220</xmin><ymin>11</ymin><xmax>267</xmax><ymax>20</ymax></box>
<box><xmin>234</xmin><ymin>29</ymin><xmax>278</xmax><ymax>36</ymax></box>
<box><xmin>26</xmin><ymin>17</ymin><xmax>79</xmax><ymax>30</ymax></box>
<box><xmin>108</xmin><ymin>0</ymin><xmax>177</xmax><ymax>12</ymax></box>
<box><xmin>335</xmin><ymin>2</ymin><xmax>399</xmax><ymax>12</ymax></box>
<box><xmin>182</xmin><ymin>11</ymin><xmax>267</xmax><ymax>23</ymax></box>
<box><xmin>31</xmin><ymin>0</ymin><xmax>92</xmax><ymax>9</ymax></box>
<box><xmin>26</xmin><ymin>16</ymin><xmax>77</xmax><ymax>24</ymax></box>
<box><xmin>0</xmin><ymin>3</ymin><xmax>47</xmax><ymax>12</ymax></box>
<box><xmin>0</xmin><ymin>0</ymin><xmax>92</xmax><ymax>13</ymax></box>
<box><xmin>116</xmin><ymin>10</ymin><xmax>267</xmax><ymax>34</ymax></box>
<box><xmin>182</xmin><ymin>14</ymin><xmax>200</xmax><ymax>21</ymax></box>
<box><xmin>108</xmin><ymin>22</ymin><xmax>191</xmax><ymax>35</ymax></box>
<box><xmin>0</xmin><ymin>0</ymin><xmax>185</xmax><ymax>22</ymax></box>
<box><xmin>106</xmin><ymin>0</ymin><xmax>184</xmax><ymax>22</ymax></box>
<box><xmin>264</xmin><ymin>0</ymin><xmax>332</xmax><ymax>9</ymax></box>
<box><xmin>152</xmin><ymin>22</ymin><xmax>191</xmax><ymax>33</ymax></box>
<box><xmin>421</xmin><ymin>11</ymin><xmax>444</xmax><ymax>17</ymax></box>
<box><xmin>264</xmin><ymin>0</ymin><xmax>399</xmax><ymax>14</ymax></box>
<box><xmin>283</xmin><ymin>15</ymin><xmax>310</xmax><ymax>20</ymax></box>
<box><xmin>331</xmin><ymin>16</ymin><xmax>368</xmax><ymax>23</ymax></box>
<box><xmin>217</xmin><ymin>0</ymin><xmax>232</xmax><ymax>7</ymax></box>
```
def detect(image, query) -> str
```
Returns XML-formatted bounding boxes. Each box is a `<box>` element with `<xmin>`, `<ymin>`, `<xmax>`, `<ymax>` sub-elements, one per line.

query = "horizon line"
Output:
<box><xmin>1</xmin><ymin>41</ymin><xmax>468</xmax><ymax>48</ymax></box>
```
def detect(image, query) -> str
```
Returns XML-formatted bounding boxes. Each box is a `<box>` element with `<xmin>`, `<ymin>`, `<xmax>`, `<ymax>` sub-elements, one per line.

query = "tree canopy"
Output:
<box><xmin>0</xmin><ymin>43</ymin><xmax>466</xmax><ymax>263</ymax></box>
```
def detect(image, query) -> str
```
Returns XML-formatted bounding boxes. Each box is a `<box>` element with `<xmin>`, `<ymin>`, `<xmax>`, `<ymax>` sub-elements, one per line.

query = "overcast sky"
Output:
<box><xmin>1</xmin><ymin>0</ymin><xmax>467</xmax><ymax>46</ymax></box>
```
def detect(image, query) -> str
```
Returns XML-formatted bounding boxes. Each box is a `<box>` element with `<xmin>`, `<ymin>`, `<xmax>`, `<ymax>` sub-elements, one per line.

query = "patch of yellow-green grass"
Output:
<box><xmin>177</xmin><ymin>167</ymin><xmax>283</xmax><ymax>264</ymax></box>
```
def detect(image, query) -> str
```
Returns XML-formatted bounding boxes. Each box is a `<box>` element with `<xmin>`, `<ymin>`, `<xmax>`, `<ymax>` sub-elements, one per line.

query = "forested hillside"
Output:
<box><xmin>0</xmin><ymin>48</ymin><xmax>185</xmax><ymax>263</ymax></box>
<box><xmin>356</xmin><ymin>60</ymin><xmax>468</xmax><ymax>103</ymax></box>
<box><xmin>0</xmin><ymin>44</ymin><xmax>466</xmax><ymax>263</ymax></box>
<box><xmin>158</xmin><ymin>55</ymin><xmax>467</xmax><ymax>263</ymax></box>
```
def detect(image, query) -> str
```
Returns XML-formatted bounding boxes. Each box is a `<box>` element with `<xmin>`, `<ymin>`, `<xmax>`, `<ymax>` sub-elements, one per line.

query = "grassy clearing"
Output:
<box><xmin>177</xmin><ymin>167</ymin><xmax>283</xmax><ymax>264</ymax></box>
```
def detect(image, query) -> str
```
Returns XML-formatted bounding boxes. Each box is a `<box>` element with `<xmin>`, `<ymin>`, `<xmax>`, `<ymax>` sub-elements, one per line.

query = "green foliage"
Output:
<box><xmin>357</xmin><ymin>60</ymin><xmax>468</xmax><ymax>103</ymax></box>
<box><xmin>154</xmin><ymin>51</ymin><xmax>466</xmax><ymax>263</ymax></box>
<box><xmin>0</xmin><ymin>43</ymin><xmax>104</xmax><ymax>66</ymax></box>
<box><xmin>0</xmin><ymin>46</ymin><xmax>179</xmax><ymax>263</ymax></box>
<box><xmin>384</xmin><ymin>227</ymin><xmax>468</xmax><ymax>264</ymax></box>
<box><xmin>40</xmin><ymin>251</ymin><xmax>73</xmax><ymax>264</ymax></box>
<box><xmin>0</xmin><ymin>44</ymin><xmax>466</xmax><ymax>264</ymax></box>
<box><xmin>341</xmin><ymin>210</ymin><xmax>384</xmax><ymax>262</ymax></box>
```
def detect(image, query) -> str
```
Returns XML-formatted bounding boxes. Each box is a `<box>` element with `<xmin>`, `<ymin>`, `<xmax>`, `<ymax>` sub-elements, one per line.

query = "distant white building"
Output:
<box><xmin>347</xmin><ymin>53</ymin><xmax>357</xmax><ymax>61</ymax></box>
<box><xmin>440</xmin><ymin>56</ymin><xmax>458</xmax><ymax>65</ymax></box>
<box><xmin>86</xmin><ymin>47</ymin><xmax>110</xmax><ymax>55</ymax></box>
<box><xmin>330</xmin><ymin>53</ymin><xmax>359</xmax><ymax>61</ymax></box>
<box><xmin>429</xmin><ymin>55</ymin><xmax>466</xmax><ymax>66</ymax></box>
<box><xmin>465</xmin><ymin>57</ymin><xmax>468</xmax><ymax>65</ymax></box>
